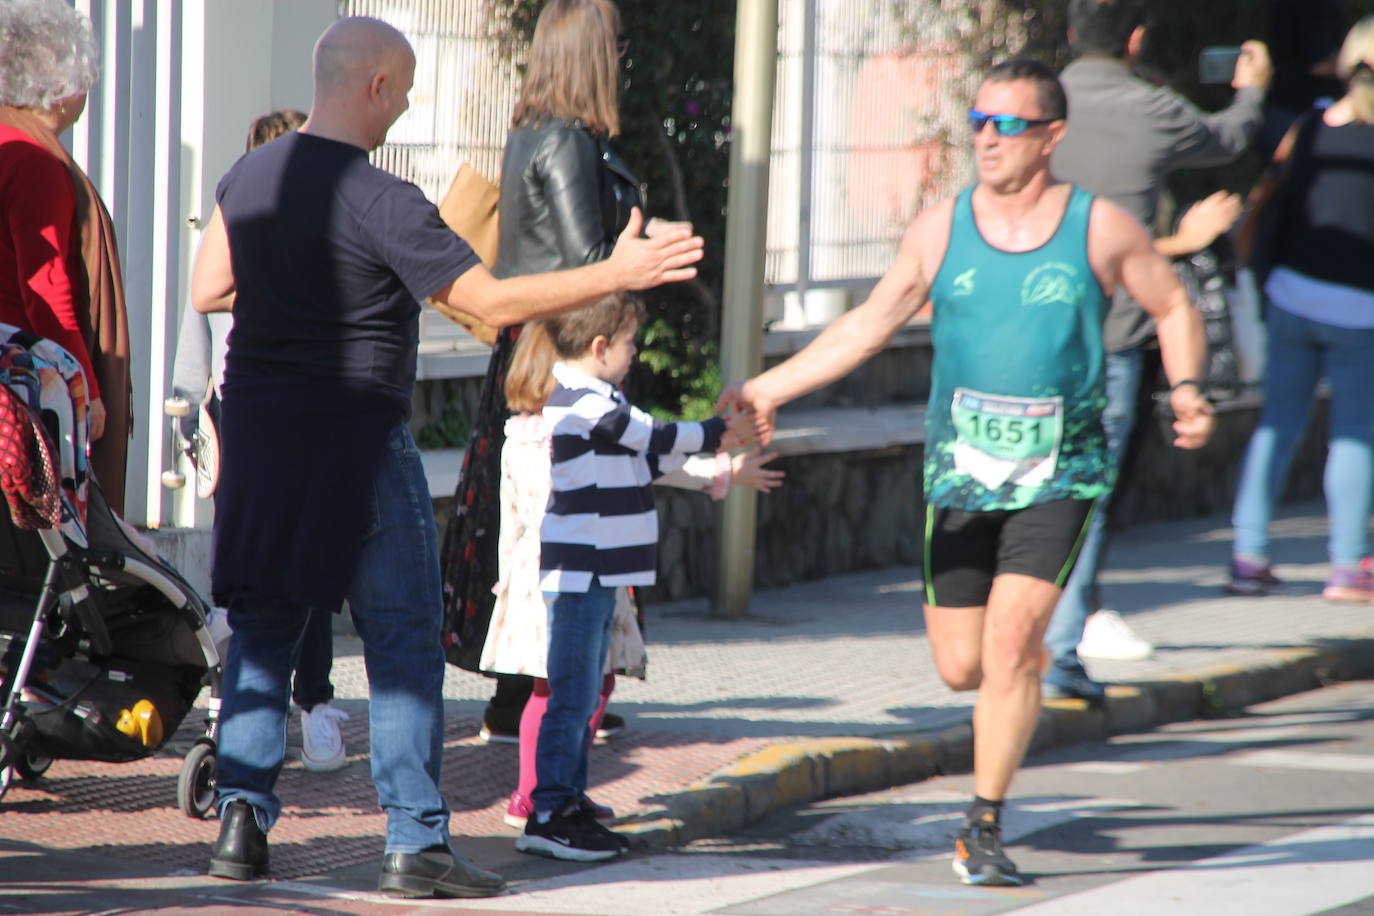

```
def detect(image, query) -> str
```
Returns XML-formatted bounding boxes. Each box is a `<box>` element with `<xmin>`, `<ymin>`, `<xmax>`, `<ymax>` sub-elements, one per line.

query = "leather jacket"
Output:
<box><xmin>492</xmin><ymin>119</ymin><xmax>644</xmax><ymax>278</ymax></box>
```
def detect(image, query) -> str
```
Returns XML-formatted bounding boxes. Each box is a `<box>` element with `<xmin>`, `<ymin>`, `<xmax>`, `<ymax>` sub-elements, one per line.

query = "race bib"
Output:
<box><xmin>951</xmin><ymin>388</ymin><xmax>1062</xmax><ymax>491</ymax></box>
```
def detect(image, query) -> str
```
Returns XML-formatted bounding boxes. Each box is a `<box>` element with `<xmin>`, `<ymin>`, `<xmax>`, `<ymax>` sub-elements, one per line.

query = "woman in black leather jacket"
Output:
<box><xmin>442</xmin><ymin>0</ymin><xmax>659</xmax><ymax>746</ymax></box>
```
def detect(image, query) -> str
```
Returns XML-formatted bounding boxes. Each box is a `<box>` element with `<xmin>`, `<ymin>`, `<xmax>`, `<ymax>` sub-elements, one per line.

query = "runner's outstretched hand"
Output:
<box><xmin>717</xmin><ymin>382</ymin><xmax>776</xmax><ymax>446</ymax></box>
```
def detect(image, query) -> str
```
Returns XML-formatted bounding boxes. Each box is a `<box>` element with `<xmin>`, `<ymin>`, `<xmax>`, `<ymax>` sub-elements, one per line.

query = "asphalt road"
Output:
<box><xmin>447</xmin><ymin>679</ymin><xmax>1374</xmax><ymax>915</ymax></box>
<box><xmin>6</xmin><ymin>680</ymin><xmax>1372</xmax><ymax>915</ymax></box>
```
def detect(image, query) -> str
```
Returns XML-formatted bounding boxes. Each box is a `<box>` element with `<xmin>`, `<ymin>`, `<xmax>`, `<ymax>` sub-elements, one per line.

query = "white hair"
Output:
<box><xmin>0</xmin><ymin>0</ymin><xmax>99</xmax><ymax>109</ymax></box>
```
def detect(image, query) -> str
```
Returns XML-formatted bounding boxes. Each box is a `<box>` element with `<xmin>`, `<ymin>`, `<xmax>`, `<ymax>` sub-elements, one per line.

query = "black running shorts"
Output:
<box><xmin>922</xmin><ymin>499</ymin><xmax>1096</xmax><ymax>608</ymax></box>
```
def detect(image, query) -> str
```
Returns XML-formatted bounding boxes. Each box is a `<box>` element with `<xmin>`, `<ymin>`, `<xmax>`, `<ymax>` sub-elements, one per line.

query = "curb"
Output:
<box><xmin>616</xmin><ymin>633</ymin><xmax>1374</xmax><ymax>849</ymax></box>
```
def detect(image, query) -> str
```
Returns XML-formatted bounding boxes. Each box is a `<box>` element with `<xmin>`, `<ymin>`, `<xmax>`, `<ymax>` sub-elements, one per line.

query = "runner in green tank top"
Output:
<box><xmin>925</xmin><ymin>183</ymin><xmax>1111</xmax><ymax>512</ymax></box>
<box><xmin>724</xmin><ymin>60</ymin><xmax>1214</xmax><ymax>888</ymax></box>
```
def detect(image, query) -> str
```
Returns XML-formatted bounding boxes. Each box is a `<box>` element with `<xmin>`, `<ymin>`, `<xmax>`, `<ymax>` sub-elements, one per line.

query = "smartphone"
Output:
<box><xmin>1199</xmin><ymin>46</ymin><xmax>1242</xmax><ymax>84</ymax></box>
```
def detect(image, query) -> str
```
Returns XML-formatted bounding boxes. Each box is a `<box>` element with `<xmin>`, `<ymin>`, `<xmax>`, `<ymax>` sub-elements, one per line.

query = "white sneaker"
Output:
<box><xmin>1076</xmin><ymin>609</ymin><xmax>1154</xmax><ymax>661</ymax></box>
<box><xmin>299</xmin><ymin>702</ymin><xmax>349</xmax><ymax>772</ymax></box>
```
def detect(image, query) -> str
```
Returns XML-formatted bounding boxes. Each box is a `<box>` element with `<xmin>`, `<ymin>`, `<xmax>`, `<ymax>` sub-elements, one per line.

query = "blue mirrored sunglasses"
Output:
<box><xmin>967</xmin><ymin>109</ymin><xmax>1058</xmax><ymax>136</ymax></box>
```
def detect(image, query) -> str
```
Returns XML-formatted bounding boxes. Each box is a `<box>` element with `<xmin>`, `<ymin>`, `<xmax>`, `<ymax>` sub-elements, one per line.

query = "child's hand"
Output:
<box><xmin>731</xmin><ymin>449</ymin><xmax>783</xmax><ymax>493</ymax></box>
<box><xmin>720</xmin><ymin>405</ymin><xmax>757</xmax><ymax>449</ymax></box>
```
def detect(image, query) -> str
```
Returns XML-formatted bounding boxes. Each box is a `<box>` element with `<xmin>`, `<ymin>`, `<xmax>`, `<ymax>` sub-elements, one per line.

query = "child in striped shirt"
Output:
<box><xmin>515</xmin><ymin>293</ymin><xmax>752</xmax><ymax>861</ymax></box>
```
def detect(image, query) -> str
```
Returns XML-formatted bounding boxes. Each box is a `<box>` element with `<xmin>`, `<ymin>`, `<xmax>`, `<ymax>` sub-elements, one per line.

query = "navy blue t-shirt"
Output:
<box><xmin>216</xmin><ymin>132</ymin><xmax>479</xmax><ymax>411</ymax></box>
<box><xmin>210</xmin><ymin>132</ymin><xmax>480</xmax><ymax>609</ymax></box>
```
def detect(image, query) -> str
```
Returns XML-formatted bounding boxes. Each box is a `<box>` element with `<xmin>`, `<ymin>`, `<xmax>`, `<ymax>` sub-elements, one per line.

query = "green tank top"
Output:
<box><xmin>924</xmin><ymin>184</ymin><xmax>1112</xmax><ymax>511</ymax></box>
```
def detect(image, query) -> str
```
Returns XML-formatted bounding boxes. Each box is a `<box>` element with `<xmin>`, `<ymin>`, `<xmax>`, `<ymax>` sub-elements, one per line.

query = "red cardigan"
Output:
<box><xmin>0</xmin><ymin>123</ymin><xmax>101</xmax><ymax>398</ymax></box>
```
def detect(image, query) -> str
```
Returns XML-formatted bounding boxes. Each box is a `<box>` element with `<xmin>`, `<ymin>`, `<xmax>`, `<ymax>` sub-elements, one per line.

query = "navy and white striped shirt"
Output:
<box><xmin>540</xmin><ymin>362</ymin><xmax>726</xmax><ymax>592</ymax></box>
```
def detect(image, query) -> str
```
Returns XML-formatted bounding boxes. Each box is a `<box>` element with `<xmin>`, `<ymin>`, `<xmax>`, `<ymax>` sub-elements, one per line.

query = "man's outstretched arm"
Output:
<box><xmin>720</xmin><ymin>218</ymin><xmax>933</xmax><ymax>444</ymax></box>
<box><xmin>435</xmin><ymin>208</ymin><xmax>704</xmax><ymax>328</ymax></box>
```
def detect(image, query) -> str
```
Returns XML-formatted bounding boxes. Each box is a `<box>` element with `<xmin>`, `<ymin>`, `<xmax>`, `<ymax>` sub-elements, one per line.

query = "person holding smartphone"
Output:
<box><xmin>1044</xmin><ymin>0</ymin><xmax>1271</xmax><ymax>703</ymax></box>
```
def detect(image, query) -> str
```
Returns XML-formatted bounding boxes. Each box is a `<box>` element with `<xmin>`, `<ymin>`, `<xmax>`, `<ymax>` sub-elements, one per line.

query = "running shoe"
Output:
<box><xmin>595</xmin><ymin>712</ymin><xmax>626</xmax><ymax>741</ymax></box>
<box><xmin>1042</xmin><ymin>661</ymin><xmax>1106</xmax><ymax>703</ymax></box>
<box><xmin>953</xmin><ymin>811</ymin><xmax>1023</xmax><ymax>886</ymax></box>
<box><xmin>1322</xmin><ymin>566</ymin><xmax>1374</xmax><ymax>603</ymax></box>
<box><xmin>504</xmin><ymin>792</ymin><xmax>615</xmax><ymax>829</ymax></box>
<box><xmin>516</xmin><ymin>803</ymin><xmax>624</xmax><ymax>862</ymax></box>
<box><xmin>478</xmin><ymin>705</ymin><xmax>521</xmax><ymax>744</ymax></box>
<box><xmin>1225</xmin><ymin>557</ymin><xmax>1283</xmax><ymax>596</ymax></box>
<box><xmin>1076</xmin><ymin>609</ymin><xmax>1154</xmax><ymax>661</ymax></box>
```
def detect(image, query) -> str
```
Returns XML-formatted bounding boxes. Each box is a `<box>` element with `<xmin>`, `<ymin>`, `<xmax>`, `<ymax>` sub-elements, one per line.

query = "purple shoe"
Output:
<box><xmin>1322</xmin><ymin>566</ymin><xmax>1374</xmax><ymax>603</ymax></box>
<box><xmin>1225</xmin><ymin>557</ymin><xmax>1282</xmax><ymax>596</ymax></box>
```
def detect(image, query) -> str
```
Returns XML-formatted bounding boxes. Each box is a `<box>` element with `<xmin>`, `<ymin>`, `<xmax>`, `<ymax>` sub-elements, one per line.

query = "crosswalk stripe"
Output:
<box><xmin>1067</xmin><ymin>761</ymin><xmax>1148</xmax><ymax>775</ymax></box>
<box><xmin>450</xmin><ymin>855</ymin><xmax>884</xmax><ymax>914</ymax></box>
<box><xmin>1227</xmin><ymin>748</ymin><xmax>1374</xmax><ymax>773</ymax></box>
<box><xmin>1007</xmin><ymin>813</ymin><xmax>1374</xmax><ymax>916</ymax></box>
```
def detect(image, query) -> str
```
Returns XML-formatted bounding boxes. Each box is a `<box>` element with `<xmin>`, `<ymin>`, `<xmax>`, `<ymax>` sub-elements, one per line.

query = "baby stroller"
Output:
<box><xmin>0</xmin><ymin>326</ymin><xmax>222</xmax><ymax>818</ymax></box>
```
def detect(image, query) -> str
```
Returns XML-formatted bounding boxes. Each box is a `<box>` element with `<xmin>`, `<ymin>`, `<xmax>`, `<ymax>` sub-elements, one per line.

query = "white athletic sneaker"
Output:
<box><xmin>1076</xmin><ymin>609</ymin><xmax>1154</xmax><ymax>661</ymax></box>
<box><xmin>299</xmin><ymin>702</ymin><xmax>349</xmax><ymax>772</ymax></box>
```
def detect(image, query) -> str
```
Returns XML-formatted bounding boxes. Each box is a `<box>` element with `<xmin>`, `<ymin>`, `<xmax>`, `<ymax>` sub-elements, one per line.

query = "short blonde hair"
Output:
<box><xmin>0</xmin><ymin>0</ymin><xmax>98</xmax><ymax>110</ymax></box>
<box><xmin>511</xmin><ymin>0</ymin><xmax>622</xmax><ymax>137</ymax></box>
<box><xmin>1337</xmin><ymin>16</ymin><xmax>1374</xmax><ymax>81</ymax></box>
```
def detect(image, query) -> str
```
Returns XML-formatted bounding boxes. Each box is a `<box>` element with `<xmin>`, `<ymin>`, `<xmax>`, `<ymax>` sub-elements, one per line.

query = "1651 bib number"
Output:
<box><xmin>951</xmin><ymin>389</ymin><xmax>1063</xmax><ymax>489</ymax></box>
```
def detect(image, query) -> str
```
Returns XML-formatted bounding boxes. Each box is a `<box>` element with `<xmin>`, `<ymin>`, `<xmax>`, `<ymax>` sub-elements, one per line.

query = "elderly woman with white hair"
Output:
<box><xmin>0</xmin><ymin>0</ymin><xmax>131</xmax><ymax>513</ymax></box>
<box><xmin>1230</xmin><ymin>16</ymin><xmax>1374</xmax><ymax>601</ymax></box>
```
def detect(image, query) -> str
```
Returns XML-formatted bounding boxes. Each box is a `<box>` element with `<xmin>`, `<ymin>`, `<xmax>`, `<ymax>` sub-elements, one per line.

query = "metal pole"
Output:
<box><xmin>712</xmin><ymin>0</ymin><xmax>779</xmax><ymax>618</ymax></box>
<box><xmin>796</xmin><ymin>0</ymin><xmax>816</xmax><ymax>304</ymax></box>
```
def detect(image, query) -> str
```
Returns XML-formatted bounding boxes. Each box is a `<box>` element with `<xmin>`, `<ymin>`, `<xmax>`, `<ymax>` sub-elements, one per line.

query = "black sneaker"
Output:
<box><xmin>1042</xmin><ymin>661</ymin><xmax>1106</xmax><ymax>704</ymax></box>
<box><xmin>478</xmin><ymin>704</ymin><xmax>520</xmax><ymax>744</ymax></box>
<box><xmin>953</xmin><ymin>811</ymin><xmax>1023</xmax><ymax>886</ymax></box>
<box><xmin>594</xmin><ymin>712</ymin><xmax>626</xmax><ymax>741</ymax></box>
<box><xmin>515</xmin><ymin>803</ymin><xmax>623</xmax><ymax>862</ymax></box>
<box><xmin>581</xmin><ymin>807</ymin><xmax>631</xmax><ymax>853</ymax></box>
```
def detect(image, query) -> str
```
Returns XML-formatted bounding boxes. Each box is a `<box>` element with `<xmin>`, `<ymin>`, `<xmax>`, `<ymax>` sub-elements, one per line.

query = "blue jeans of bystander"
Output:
<box><xmin>215</xmin><ymin>425</ymin><xmax>451</xmax><ymax>852</ymax></box>
<box><xmin>1231</xmin><ymin>305</ymin><xmax>1374</xmax><ymax>568</ymax></box>
<box><xmin>1043</xmin><ymin>347</ymin><xmax>1142</xmax><ymax>671</ymax></box>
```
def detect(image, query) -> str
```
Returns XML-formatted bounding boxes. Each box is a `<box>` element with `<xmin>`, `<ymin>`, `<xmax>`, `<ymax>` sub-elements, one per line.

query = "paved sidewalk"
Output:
<box><xmin>3</xmin><ymin>500</ymin><xmax>1373</xmax><ymax>913</ymax></box>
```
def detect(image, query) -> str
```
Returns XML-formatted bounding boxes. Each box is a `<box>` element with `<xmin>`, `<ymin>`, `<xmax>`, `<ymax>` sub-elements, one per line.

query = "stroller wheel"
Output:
<box><xmin>178</xmin><ymin>740</ymin><xmax>216</xmax><ymax>819</ymax></box>
<box><xmin>15</xmin><ymin>753</ymin><xmax>52</xmax><ymax>781</ymax></box>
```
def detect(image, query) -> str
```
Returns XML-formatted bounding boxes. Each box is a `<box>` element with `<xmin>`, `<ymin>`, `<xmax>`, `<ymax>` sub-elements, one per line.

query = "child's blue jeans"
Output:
<box><xmin>532</xmin><ymin>584</ymin><xmax>617</xmax><ymax>816</ymax></box>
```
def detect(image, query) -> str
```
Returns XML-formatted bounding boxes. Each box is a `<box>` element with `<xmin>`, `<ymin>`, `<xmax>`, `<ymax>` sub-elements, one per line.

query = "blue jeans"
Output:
<box><xmin>290</xmin><ymin>606</ymin><xmax>335</xmax><ymax>711</ymax></box>
<box><xmin>1043</xmin><ymin>347</ymin><xmax>1141</xmax><ymax>671</ymax></box>
<box><xmin>216</xmin><ymin>425</ymin><xmax>451</xmax><ymax>852</ymax></box>
<box><xmin>532</xmin><ymin>584</ymin><xmax>617</xmax><ymax>815</ymax></box>
<box><xmin>1232</xmin><ymin>305</ymin><xmax>1374</xmax><ymax>567</ymax></box>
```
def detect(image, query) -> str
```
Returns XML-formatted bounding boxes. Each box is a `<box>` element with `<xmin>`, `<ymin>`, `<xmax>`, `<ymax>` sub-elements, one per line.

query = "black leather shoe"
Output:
<box><xmin>208</xmin><ymin>799</ymin><xmax>269</xmax><ymax>880</ymax></box>
<box><xmin>378</xmin><ymin>844</ymin><xmax>506</xmax><ymax>898</ymax></box>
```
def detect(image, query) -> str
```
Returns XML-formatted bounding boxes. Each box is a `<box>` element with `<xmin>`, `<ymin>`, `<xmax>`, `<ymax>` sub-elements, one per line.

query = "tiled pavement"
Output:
<box><xmin>3</xmin><ymin>500</ymin><xmax>1373</xmax><ymax>900</ymax></box>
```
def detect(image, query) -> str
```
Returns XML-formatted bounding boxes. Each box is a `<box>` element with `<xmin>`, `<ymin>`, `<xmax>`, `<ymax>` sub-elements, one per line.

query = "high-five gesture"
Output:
<box><xmin>608</xmin><ymin>208</ymin><xmax>705</xmax><ymax>290</ymax></box>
